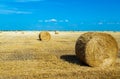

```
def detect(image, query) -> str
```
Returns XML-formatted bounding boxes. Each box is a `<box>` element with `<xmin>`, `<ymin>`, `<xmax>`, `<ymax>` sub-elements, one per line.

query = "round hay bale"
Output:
<box><xmin>75</xmin><ymin>32</ymin><xmax>118</xmax><ymax>67</ymax></box>
<box><xmin>55</xmin><ymin>31</ymin><xmax>59</xmax><ymax>34</ymax></box>
<box><xmin>39</xmin><ymin>31</ymin><xmax>51</xmax><ymax>41</ymax></box>
<box><xmin>21</xmin><ymin>32</ymin><xmax>24</xmax><ymax>34</ymax></box>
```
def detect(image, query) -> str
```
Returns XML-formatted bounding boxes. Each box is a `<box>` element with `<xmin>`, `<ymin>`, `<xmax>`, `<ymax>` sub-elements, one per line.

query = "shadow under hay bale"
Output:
<box><xmin>60</xmin><ymin>55</ymin><xmax>89</xmax><ymax>66</ymax></box>
<box><xmin>39</xmin><ymin>31</ymin><xmax>51</xmax><ymax>41</ymax></box>
<box><xmin>75</xmin><ymin>32</ymin><xmax>118</xmax><ymax>67</ymax></box>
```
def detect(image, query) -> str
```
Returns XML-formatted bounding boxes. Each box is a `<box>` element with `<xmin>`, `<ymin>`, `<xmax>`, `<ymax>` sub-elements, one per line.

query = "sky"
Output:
<box><xmin>0</xmin><ymin>0</ymin><xmax>120</xmax><ymax>31</ymax></box>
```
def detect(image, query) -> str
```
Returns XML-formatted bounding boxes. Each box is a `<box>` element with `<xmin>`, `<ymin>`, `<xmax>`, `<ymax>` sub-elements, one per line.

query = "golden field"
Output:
<box><xmin>0</xmin><ymin>31</ymin><xmax>120</xmax><ymax>79</ymax></box>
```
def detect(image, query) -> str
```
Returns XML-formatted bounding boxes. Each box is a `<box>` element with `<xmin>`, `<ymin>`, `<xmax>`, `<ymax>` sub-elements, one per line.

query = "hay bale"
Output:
<box><xmin>75</xmin><ymin>32</ymin><xmax>118</xmax><ymax>67</ymax></box>
<box><xmin>21</xmin><ymin>32</ymin><xmax>24</xmax><ymax>34</ymax></box>
<box><xmin>55</xmin><ymin>31</ymin><xmax>59</xmax><ymax>34</ymax></box>
<box><xmin>39</xmin><ymin>31</ymin><xmax>51</xmax><ymax>41</ymax></box>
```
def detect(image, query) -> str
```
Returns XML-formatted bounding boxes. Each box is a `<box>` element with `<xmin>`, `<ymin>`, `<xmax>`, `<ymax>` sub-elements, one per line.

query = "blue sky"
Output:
<box><xmin>0</xmin><ymin>0</ymin><xmax>120</xmax><ymax>31</ymax></box>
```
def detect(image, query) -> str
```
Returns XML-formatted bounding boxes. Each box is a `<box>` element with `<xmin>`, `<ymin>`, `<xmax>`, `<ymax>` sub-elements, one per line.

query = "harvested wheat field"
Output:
<box><xmin>0</xmin><ymin>31</ymin><xmax>120</xmax><ymax>79</ymax></box>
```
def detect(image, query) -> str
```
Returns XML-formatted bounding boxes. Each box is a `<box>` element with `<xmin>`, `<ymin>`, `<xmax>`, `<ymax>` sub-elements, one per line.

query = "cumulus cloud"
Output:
<box><xmin>0</xmin><ymin>9</ymin><xmax>32</xmax><ymax>14</ymax></box>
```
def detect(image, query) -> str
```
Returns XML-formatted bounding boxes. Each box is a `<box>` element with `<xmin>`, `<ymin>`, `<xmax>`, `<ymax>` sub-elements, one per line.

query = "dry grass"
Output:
<box><xmin>0</xmin><ymin>31</ymin><xmax>120</xmax><ymax>79</ymax></box>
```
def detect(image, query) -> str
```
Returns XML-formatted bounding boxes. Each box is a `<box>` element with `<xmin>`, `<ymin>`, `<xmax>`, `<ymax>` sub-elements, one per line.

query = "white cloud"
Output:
<box><xmin>43</xmin><ymin>19</ymin><xmax>57</xmax><ymax>22</ymax></box>
<box><xmin>49</xmin><ymin>19</ymin><xmax>57</xmax><ymax>22</ymax></box>
<box><xmin>65</xmin><ymin>19</ymin><xmax>69</xmax><ymax>22</ymax></box>
<box><xmin>0</xmin><ymin>9</ymin><xmax>32</xmax><ymax>14</ymax></box>
<box><xmin>38</xmin><ymin>19</ymin><xmax>70</xmax><ymax>23</ymax></box>
<box><xmin>16</xmin><ymin>11</ymin><xmax>32</xmax><ymax>14</ymax></box>
<box><xmin>59</xmin><ymin>19</ymin><xmax>69</xmax><ymax>22</ymax></box>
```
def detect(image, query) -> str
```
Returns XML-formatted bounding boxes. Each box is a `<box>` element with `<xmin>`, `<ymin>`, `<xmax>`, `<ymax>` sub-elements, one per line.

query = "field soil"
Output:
<box><xmin>0</xmin><ymin>31</ymin><xmax>120</xmax><ymax>79</ymax></box>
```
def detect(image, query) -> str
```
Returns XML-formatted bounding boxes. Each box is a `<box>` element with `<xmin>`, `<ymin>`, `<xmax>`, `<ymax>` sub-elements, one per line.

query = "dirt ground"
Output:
<box><xmin>0</xmin><ymin>31</ymin><xmax>120</xmax><ymax>79</ymax></box>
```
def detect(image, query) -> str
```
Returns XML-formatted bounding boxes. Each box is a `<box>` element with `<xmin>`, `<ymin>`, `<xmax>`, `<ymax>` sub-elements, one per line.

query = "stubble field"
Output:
<box><xmin>0</xmin><ymin>31</ymin><xmax>120</xmax><ymax>79</ymax></box>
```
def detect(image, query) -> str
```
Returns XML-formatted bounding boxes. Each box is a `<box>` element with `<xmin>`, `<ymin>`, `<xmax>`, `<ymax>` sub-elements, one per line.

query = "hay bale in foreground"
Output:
<box><xmin>75</xmin><ymin>32</ymin><xmax>118</xmax><ymax>67</ymax></box>
<box><xmin>39</xmin><ymin>31</ymin><xmax>51</xmax><ymax>41</ymax></box>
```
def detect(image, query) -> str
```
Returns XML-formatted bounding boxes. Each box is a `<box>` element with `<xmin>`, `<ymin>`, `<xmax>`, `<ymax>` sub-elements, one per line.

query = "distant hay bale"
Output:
<box><xmin>15</xmin><ymin>31</ymin><xmax>18</xmax><ymax>33</ymax></box>
<box><xmin>39</xmin><ymin>31</ymin><xmax>51</xmax><ymax>41</ymax></box>
<box><xmin>75</xmin><ymin>32</ymin><xmax>118</xmax><ymax>67</ymax></box>
<box><xmin>55</xmin><ymin>31</ymin><xmax>59</xmax><ymax>34</ymax></box>
<box><xmin>21</xmin><ymin>32</ymin><xmax>24</xmax><ymax>34</ymax></box>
